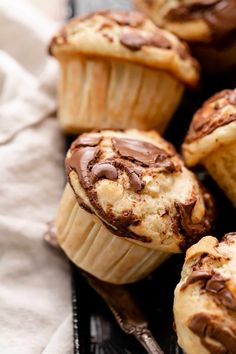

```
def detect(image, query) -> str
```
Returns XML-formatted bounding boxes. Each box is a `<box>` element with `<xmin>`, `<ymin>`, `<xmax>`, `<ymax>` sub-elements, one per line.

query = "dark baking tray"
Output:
<box><xmin>66</xmin><ymin>3</ymin><xmax>236</xmax><ymax>352</ymax></box>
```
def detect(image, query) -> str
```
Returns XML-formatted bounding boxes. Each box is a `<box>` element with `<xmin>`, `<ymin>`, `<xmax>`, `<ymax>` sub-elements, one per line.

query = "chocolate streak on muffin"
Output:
<box><xmin>206</xmin><ymin>273</ymin><xmax>236</xmax><ymax>311</ymax></box>
<box><xmin>121</xmin><ymin>164</ymin><xmax>144</xmax><ymax>192</ymax></box>
<box><xmin>68</xmin><ymin>147</ymin><xmax>100</xmax><ymax>189</ymax></box>
<box><xmin>112</xmin><ymin>137</ymin><xmax>177</xmax><ymax>172</ymax></box>
<box><xmin>188</xmin><ymin>312</ymin><xmax>236</xmax><ymax>353</ymax></box>
<box><xmin>181</xmin><ymin>270</ymin><xmax>236</xmax><ymax>311</ymax></box>
<box><xmin>71</xmin><ymin>134</ymin><xmax>102</xmax><ymax>149</ymax></box>
<box><xmin>185</xmin><ymin>89</ymin><xmax>236</xmax><ymax>143</ymax></box>
<box><xmin>165</xmin><ymin>0</ymin><xmax>236</xmax><ymax>42</ymax></box>
<box><xmin>181</xmin><ymin>270</ymin><xmax>212</xmax><ymax>290</ymax></box>
<box><xmin>119</xmin><ymin>31</ymin><xmax>172</xmax><ymax>51</ymax></box>
<box><xmin>222</xmin><ymin>232</ymin><xmax>236</xmax><ymax>244</ymax></box>
<box><xmin>175</xmin><ymin>199</ymin><xmax>206</xmax><ymax>250</ymax></box>
<box><xmin>176</xmin><ymin>192</ymin><xmax>214</xmax><ymax>251</ymax></box>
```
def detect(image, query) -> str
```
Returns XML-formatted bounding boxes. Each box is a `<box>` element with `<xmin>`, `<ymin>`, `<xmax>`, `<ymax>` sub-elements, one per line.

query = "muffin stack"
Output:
<box><xmin>49</xmin><ymin>8</ymin><xmax>236</xmax><ymax>354</ymax></box>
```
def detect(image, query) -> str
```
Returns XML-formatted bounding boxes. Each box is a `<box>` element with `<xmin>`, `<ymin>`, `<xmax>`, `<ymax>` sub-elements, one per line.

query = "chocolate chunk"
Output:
<box><xmin>175</xmin><ymin>198</ymin><xmax>209</xmax><ymax>250</ymax></box>
<box><xmin>188</xmin><ymin>312</ymin><xmax>236</xmax><ymax>353</ymax></box>
<box><xmin>206</xmin><ymin>273</ymin><xmax>226</xmax><ymax>293</ymax></box>
<box><xmin>185</xmin><ymin>89</ymin><xmax>236</xmax><ymax>143</ymax></box>
<box><xmin>123</xmin><ymin>166</ymin><xmax>145</xmax><ymax>192</ymax></box>
<box><xmin>120</xmin><ymin>32</ymin><xmax>150</xmax><ymax>50</ymax></box>
<box><xmin>71</xmin><ymin>134</ymin><xmax>102</xmax><ymax>150</ymax></box>
<box><xmin>181</xmin><ymin>270</ymin><xmax>212</xmax><ymax>290</ymax></box>
<box><xmin>182</xmin><ymin>269</ymin><xmax>236</xmax><ymax>312</ymax></box>
<box><xmin>206</xmin><ymin>274</ymin><xmax>236</xmax><ymax>311</ymax></box>
<box><xmin>91</xmin><ymin>163</ymin><xmax>118</xmax><ymax>183</ymax></box>
<box><xmin>106</xmin><ymin>11</ymin><xmax>145</xmax><ymax>27</ymax></box>
<box><xmin>119</xmin><ymin>31</ymin><xmax>171</xmax><ymax>51</ymax></box>
<box><xmin>112</xmin><ymin>137</ymin><xmax>175</xmax><ymax>170</ymax></box>
<box><xmin>165</xmin><ymin>0</ymin><xmax>236</xmax><ymax>42</ymax></box>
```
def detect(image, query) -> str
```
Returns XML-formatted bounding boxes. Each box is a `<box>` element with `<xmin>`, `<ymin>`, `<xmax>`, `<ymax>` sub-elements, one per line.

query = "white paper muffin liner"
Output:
<box><xmin>56</xmin><ymin>184</ymin><xmax>170</xmax><ymax>284</ymax></box>
<box><xmin>203</xmin><ymin>141</ymin><xmax>236</xmax><ymax>207</ymax></box>
<box><xmin>57</xmin><ymin>55</ymin><xmax>184</xmax><ymax>134</ymax></box>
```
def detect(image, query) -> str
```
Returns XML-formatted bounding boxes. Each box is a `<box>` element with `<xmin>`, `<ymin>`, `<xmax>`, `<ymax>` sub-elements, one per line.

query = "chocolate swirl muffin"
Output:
<box><xmin>56</xmin><ymin>129</ymin><xmax>214</xmax><ymax>284</ymax></box>
<box><xmin>134</xmin><ymin>0</ymin><xmax>236</xmax><ymax>73</ymax></box>
<box><xmin>174</xmin><ymin>233</ymin><xmax>236</xmax><ymax>354</ymax></box>
<box><xmin>49</xmin><ymin>10</ymin><xmax>199</xmax><ymax>134</ymax></box>
<box><xmin>183</xmin><ymin>89</ymin><xmax>236</xmax><ymax>206</ymax></box>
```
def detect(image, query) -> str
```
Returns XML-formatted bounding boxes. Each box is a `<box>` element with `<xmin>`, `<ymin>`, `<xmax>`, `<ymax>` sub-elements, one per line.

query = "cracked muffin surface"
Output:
<box><xmin>49</xmin><ymin>10</ymin><xmax>199</xmax><ymax>86</ymax></box>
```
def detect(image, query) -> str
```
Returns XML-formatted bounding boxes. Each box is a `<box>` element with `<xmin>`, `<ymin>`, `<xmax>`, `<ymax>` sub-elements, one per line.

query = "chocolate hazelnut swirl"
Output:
<box><xmin>174</xmin><ymin>233</ymin><xmax>236</xmax><ymax>354</ymax></box>
<box><xmin>185</xmin><ymin>89</ymin><xmax>236</xmax><ymax>144</ymax></box>
<box><xmin>66</xmin><ymin>130</ymin><xmax>214</xmax><ymax>252</ymax></box>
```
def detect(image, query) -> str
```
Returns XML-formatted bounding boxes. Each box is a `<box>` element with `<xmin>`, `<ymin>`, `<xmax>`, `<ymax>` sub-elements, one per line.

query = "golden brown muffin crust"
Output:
<box><xmin>49</xmin><ymin>10</ymin><xmax>200</xmax><ymax>87</ymax></box>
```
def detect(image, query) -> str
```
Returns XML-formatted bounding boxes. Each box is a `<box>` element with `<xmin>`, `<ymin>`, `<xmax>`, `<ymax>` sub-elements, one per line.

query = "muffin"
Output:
<box><xmin>174</xmin><ymin>233</ymin><xmax>236</xmax><ymax>354</ymax></box>
<box><xmin>182</xmin><ymin>89</ymin><xmax>236</xmax><ymax>207</ymax></box>
<box><xmin>49</xmin><ymin>11</ymin><xmax>199</xmax><ymax>134</ymax></box>
<box><xmin>134</xmin><ymin>0</ymin><xmax>236</xmax><ymax>73</ymax></box>
<box><xmin>56</xmin><ymin>129</ymin><xmax>214</xmax><ymax>284</ymax></box>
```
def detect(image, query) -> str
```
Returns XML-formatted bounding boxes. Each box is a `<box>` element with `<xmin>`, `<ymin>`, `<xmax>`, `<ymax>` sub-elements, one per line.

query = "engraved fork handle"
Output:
<box><xmin>135</xmin><ymin>330</ymin><xmax>164</xmax><ymax>354</ymax></box>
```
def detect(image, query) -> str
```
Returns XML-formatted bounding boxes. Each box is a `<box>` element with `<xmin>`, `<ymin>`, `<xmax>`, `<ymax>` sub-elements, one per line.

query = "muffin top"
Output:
<box><xmin>174</xmin><ymin>233</ymin><xmax>236</xmax><ymax>354</ymax></box>
<box><xmin>134</xmin><ymin>0</ymin><xmax>236</xmax><ymax>44</ymax></box>
<box><xmin>182</xmin><ymin>89</ymin><xmax>236</xmax><ymax>166</ymax></box>
<box><xmin>65</xmin><ymin>129</ymin><xmax>214</xmax><ymax>253</ymax></box>
<box><xmin>49</xmin><ymin>10</ymin><xmax>199</xmax><ymax>87</ymax></box>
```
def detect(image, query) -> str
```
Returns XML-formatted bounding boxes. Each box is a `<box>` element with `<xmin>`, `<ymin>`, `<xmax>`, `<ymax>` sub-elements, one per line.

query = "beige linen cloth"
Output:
<box><xmin>0</xmin><ymin>1</ymin><xmax>73</xmax><ymax>353</ymax></box>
